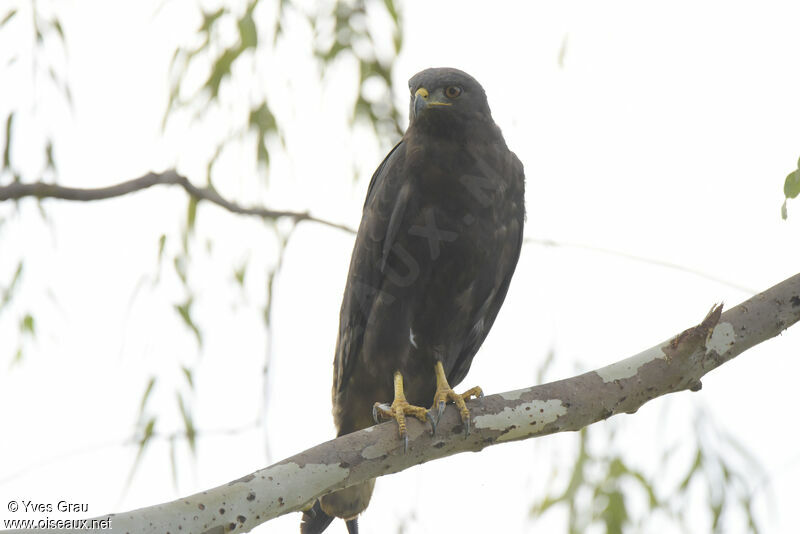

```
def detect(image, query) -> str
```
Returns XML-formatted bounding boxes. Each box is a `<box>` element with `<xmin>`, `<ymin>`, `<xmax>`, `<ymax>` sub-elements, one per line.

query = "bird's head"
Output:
<box><xmin>407</xmin><ymin>67</ymin><xmax>493</xmax><ymax>132</ymax></box>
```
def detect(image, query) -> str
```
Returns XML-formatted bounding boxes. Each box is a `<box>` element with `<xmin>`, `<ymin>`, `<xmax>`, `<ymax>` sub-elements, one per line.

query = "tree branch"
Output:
<box><xmin>0</xmin><ymin>172</ymin><xmax>758</xmax><ymax>296</ymax></box>
<box><xmin>0</xmin><ymin>170</ymin><xmax>355</xmax><ymax>233</ymax></box>
<box><xmin>36</xmin><ymin>272</ymin><xmax>799</xmax><ymax>534</ymax></box>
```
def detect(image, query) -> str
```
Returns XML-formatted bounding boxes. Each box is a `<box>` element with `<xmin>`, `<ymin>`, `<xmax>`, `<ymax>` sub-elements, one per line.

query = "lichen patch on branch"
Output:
<box><xmin>473</xmin><ymin>399</ymin><xmax>567</xmax><ymax>442</ymax></box>
<box><xmin>262</xmin><ymin>462</ymin><xmax>351</xmax><ymax>513</ymax></box>
<box><xmin>594</xmin><ymin>345</ymin><xmax>668</xmax><ymax>383</ymax></box>
<box><xmin>706</xmin><ymin>322</ymin><xmax>736</xmax><ymax>356</ymax></box>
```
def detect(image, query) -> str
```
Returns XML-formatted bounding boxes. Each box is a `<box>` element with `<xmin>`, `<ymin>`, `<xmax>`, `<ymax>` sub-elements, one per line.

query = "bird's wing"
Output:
<box><xmin>448</xmin><ymin>153</ymin><xmax>525</xmax><ymax>386</ymax></box>
<box><xmin>363</xmin><ymin>140</ymin><xmax>403</xmax><ymax>209</ymax></box>
<box><xmin>334</xmin><ymin>141</ymin><xmax>408</xmax><ymax>393</ymax></box>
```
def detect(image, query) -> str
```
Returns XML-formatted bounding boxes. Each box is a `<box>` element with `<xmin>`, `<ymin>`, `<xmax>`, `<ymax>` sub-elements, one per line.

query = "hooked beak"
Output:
<box><xmin>413</xmin><ymin>87</ymin><xmax>452</xmax><ymax>119</ymax></box>
<box><xmin>413</xmin><ymin>87</ymin><xmax>429</xmax><ymax>118</ymax></box>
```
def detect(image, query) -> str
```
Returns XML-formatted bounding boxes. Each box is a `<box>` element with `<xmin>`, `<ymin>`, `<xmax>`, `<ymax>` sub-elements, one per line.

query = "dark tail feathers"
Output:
<box><xmin>300</xmin><ymin>501</ymin><xmax>359</xmax><ymax>534</ymax></box>
<box><xmin>300</xmin><ymin>501</ymin><xmax>334</xmax><ymax>534</ymax></box>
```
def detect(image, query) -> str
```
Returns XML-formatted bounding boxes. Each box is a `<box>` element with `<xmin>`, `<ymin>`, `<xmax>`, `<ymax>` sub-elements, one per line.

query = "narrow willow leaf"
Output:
<box><xmin>203</xmin><ymin>47</ymin><xmax>241</xmax><ymax>98</ymax></box>
<box><xmin>44</xmin><ymin>139</ymin><xmax>55</xmax><ymax>171</ymax></box>
<box><xmin>0</xmin><ymin>9</ymin><xmax>17</xmax><ymax>29</ymax></box>
<box><xmin>383</xmin><ymin>0</ymin><xmax>398</xmax><ymax>23</ymax></box>
<box><xmin>3</xmin><ymin>112</ymin><xmax>13</xmax><ymax>169</ymax></box>
<box><xmin>601</xmin><ymin>490</ymin><xmax>628</xmax><ymax>533</ymax></box>
<box><xmin>238</xmin><ymin>8</ymin><xmax>257</xmax><ymax>49</ymax></box>
<box><xmin>174</xmin><ymin>297</ymin><xmax>202</xmax><ymax>346</ymax></box>
<box><xmin>157</xmin><ymin>234</ymin><xmax>166</xmax><ymax>263</ymax></box>
<box><xmin>1</xmin><ymin>261</ymin><xmax>23</xmax><ymax>308</ymax></box>
<box><xmin>138</xmin><ymin>376</ymin><xmax>157</xmax><ymax>420</ymax></box>
<box><xmin>181</xmin><ymin>366</ymin><xmax>194</xmax><ymax>389</ymax></box>
<box><xmin>234</xmin><ymin>262</ymin><xmax>246</xmax><ymax>287</ymax></box>
<box><xmin>200</xmin><ymin>7</ymin><xmax>225</xmax><ymax>33</ymax></box>
<box><xmin>124</xmin><ymin>416</ymin><xmax>157</xmax><ymax>492</ymax></box>
<box><xmin>679</xmin><ymin>449</ymin><xmax>703</xmax><ymax>491</ymax></box>
<box><xmin>784</xmin><ymin>169</ymin><xmax>800</xmax><ymax>199</ymax></box>
<box><xmin>10</xmin><ymin>347</ymin><xmax>22</xmax><ymax>367</ymax></box>
<box><xmin>177</xmin><ymin>393</ymin><xmax>196</xmax><ymax>454</ymax></box>
<box><xmin>173</xmin><ymin>256</ymin><xmax>187</xmax><ymax>284</ymax></box>
<box><xmin>187</xmin><ymin>197</ymin><xmax>198</xmax><ymax>232</ymax></box>
<box><xmin>51</xmin><ymin>18</ymin><xmax>65</xmax><ymax>43</ymax></box>
<box><xmin>20</xmin><ymin>313</ymin><xmax>35</xmax><ymax>335</ymax></box>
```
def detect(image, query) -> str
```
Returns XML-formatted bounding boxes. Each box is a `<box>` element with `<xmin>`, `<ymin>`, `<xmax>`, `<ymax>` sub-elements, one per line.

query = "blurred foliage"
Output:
<box><xmin>531</xmin><ymin>410</ymin><xmax>764</xmax><ymax>533</ymax></box>
<box><xmin>0</xmin><ymin>0</ymin><xmax>405</xmax><ymax>492</ymax></box>
<box><xmin>0</xmin><ymin>2</ymin><xmax>69</xmax><ymax>366</ymax></box>
<box><xmin>781</xmin><ymin>154</ymin><xmax>800</xmax><ymax>219</ymax></box>
<box><xmin>313</xmin><ymin>0</ymin><xmax>404</xmax><ymax>140</ymax></box>
<box><xmin>154</xmin><ymin>0</ymin><xmax>405</xmax><ymax>481</ymax></box>
<box><xmin>165</xmin><ymin>0</ymin><xmax>403</xmax><ymax>185</ymax></box>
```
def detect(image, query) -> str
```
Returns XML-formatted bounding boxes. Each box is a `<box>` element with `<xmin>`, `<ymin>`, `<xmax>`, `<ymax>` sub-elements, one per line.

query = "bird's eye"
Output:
<box><xmin>444</xmin><ymin>86</ymin><xmax>462</xmax><ymax>99</ymax></box>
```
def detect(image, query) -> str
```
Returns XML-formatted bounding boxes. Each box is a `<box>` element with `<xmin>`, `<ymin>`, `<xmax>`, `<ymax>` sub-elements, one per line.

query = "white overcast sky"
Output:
<box><xmin>1</xmin><ymin>1</ymin><xmax>800</xmax><ymax>533</ymax></box>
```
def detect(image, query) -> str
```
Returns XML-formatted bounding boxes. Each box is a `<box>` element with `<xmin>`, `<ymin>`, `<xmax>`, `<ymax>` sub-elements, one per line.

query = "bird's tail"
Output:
<box><xmin>300</xmin><ymin>501</ymin><xmax>334</xmax><ymax>534</ymax></box>
<box><xmin>298</xmin><ymin>501</ymin><xmax>360</xmax><ymax>534</ymax></box>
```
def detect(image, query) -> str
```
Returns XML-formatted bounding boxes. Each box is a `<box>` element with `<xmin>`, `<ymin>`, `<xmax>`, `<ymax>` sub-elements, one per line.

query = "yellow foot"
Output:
<box><xmin>373</xmin><ymin>371</ymin><xmax>433</xmax><ymax>452</ymax></box>
<box><xmin>431</xmin><ymin>361</ymin><xmax>483</xmax><ymax>436</ymax></box>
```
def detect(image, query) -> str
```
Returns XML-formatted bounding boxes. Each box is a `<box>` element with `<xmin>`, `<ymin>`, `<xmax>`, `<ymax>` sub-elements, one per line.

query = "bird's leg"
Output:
<box><xmin>430</xmin><ymin>361</ymin><xmax>483</xmax><ymax>436</ymax></box>
<box><xmin>373</xmin><ymin>371</ymin><xmax>433</xmax><ymax>452</ymax></box>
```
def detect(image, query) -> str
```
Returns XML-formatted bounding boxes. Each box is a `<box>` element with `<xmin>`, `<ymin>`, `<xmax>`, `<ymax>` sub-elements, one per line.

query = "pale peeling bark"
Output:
<box><xmin>17</xmin><ymin>272</ymin><xmax>800</xmax><ymax>534</ymax></box>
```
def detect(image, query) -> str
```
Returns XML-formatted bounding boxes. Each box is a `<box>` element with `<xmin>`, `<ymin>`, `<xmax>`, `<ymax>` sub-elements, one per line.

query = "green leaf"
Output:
<box><xmin>137</xmin><ymin>376</ymin><xmax>156</xmax><ymax>420</ymax></box>
<box><xmin>51</xmin><ymin>18</ymin><xmax>65</xmax><ymax>42</ymax></box>
<box><xmin>140</xmin><ymin>416</ymin><xmax>156</xmax><ymax>448</ymax></box>
<box><xmin>44</xmin><ymin>139</ymin><xmax>55</xmax><ymax>171</ymax></box>
<box><xmin>174</xmin><ymin>297</ymin><xmax>202</xmax><ymax>346</ymax></box>
<box><xmin>3</xmin><ymin>112</ymin><xmax>13</xmax><ymax>170</ymax></box>
<box><xmin>627</xmin><ymin>466</ymin><xmax>659</xmax><ymax>508</ymax></box>
<box><xmin>177</xmin><ymin>393</ymin><xmax>196</xmax><ymax>454</ymax></box>
<box><xmin>0</xmin><ymin>9</ymin><xmax>17</xmax><ymax>29</ymax></box>
<box><xmin>124</xmin><ymin>415</ymin><xmax>157</xmax><ymax>492</ymax></box>
<box><xmin>234</xmin><ymin>261</ymin><xmax>247</xmax><ymax>287</ymax></box>
<box><xmin>249</xmin><ymin>102</ymin><xmax>276</xmax><ymax>167</ymax></box>
<box><xmin>1</xmin><ymin>261</ymin><xmax>23</xmax><ymax>309</ymax></box>
<box><xmin>10</xmin><ymin>347</ymin><xmax>23</xmax><ymax>367</ymax></box>
<box><xmin>203</xmin><ymin>47</ymin><xmax>242</xmax><ymax>98</ymax></box>
<box><xmin>238</xmin><ymin>9</ymin><xmax>257</xmax><ymax>49</ymax></box>
<box><xmin>157</xmin><ymin>234</ymin><xmax>166</xmax><ymax>263</ymax></box>
<box><xmin>200</xmin><ymin>7</ymin><xmax>225</xmax><ymax>33</ymax></box>
<box><xmin>181</xmin><ymin>365</ymin><xmax>194</xmax><ymax>389</ymax></box>
<box><xmin>784</xmin><ymin>169</ymin><xmax>800</xmax><ymax>199</ymax></box>
<box><xmin>679</xmin><ymin>449</ymin><xmax>703</xmax><ymax>491</ymax></box>
<box><xmin>187</xmin><ymin>197</ymin><xmax>198</xmax><ymax>232</ymax></box>
<box><xmin>173</xmin><ymin>255</ymin><xmax>187</xmax><ymax>284</ymax></box>
<box><xmin>20</xmin><ymin>313</ymin><xmax>35</xmax><ymax>336</ymax></box>
<box><xmin>601</xmin><ymin>490</ymin><xmax>628</xmax><ymax>533</ymax></box>
<box><xmin>383</xmin><ymin>0</ymin><xmax>399</xmax><ymax>24</ymax></box>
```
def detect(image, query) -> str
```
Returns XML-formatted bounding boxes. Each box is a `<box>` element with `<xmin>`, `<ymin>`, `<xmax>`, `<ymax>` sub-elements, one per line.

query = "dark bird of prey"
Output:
<box><xmin>301</xmin><ymin>67</ymin><xmax>525</xmax><ymax>534</ymax></box>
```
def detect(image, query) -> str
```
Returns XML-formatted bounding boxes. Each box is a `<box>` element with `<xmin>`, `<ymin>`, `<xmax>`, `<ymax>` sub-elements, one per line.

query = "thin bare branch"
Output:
<box><xmin>526</xmin><ymin>237</ymin><xmax>757</xmax><ymax>294</ymax></box>
<box><xmin>0</xmin><ymin>170</ymin><xmax>355</xmax><ymax>233</ymax></box>
<box><xmin>0</xmin><ymin>173</ymin><xmax>756</xmax><ymax>296</ymax></box>
<box><xmin>44</xmin><ymin>272</ymin><xmax>799</xmax><ymax>534</ymax></box>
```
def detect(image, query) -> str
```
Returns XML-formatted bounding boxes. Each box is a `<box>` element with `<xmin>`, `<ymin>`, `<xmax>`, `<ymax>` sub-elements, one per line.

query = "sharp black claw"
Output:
<box><xmin>403</xmin><ymin>433</ymin><xmax>408</xmax><ymax>453</ymax></box>
<box><xmin>372</xmin><ymin>404</ymin><xmax>380</xmax><ymax>424</ymax></box>
<box><xmin>426</xmin><ymin>410</ymin><xmax>437</xmax><ymax>436</ymax></box>
<box><xmin>477</xmin><ymin>390</ymin><xmax>484</xmax><ymax>398</ymax></box>
<box><xmin>464</xmin><ymin>416</ymin><xmax>471</xmax><ymax>437</ymax></box>
<box><xmin>437</xmin><ymin>400</ymin><xmax>445</xmax><ymax>421</ymax></box>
